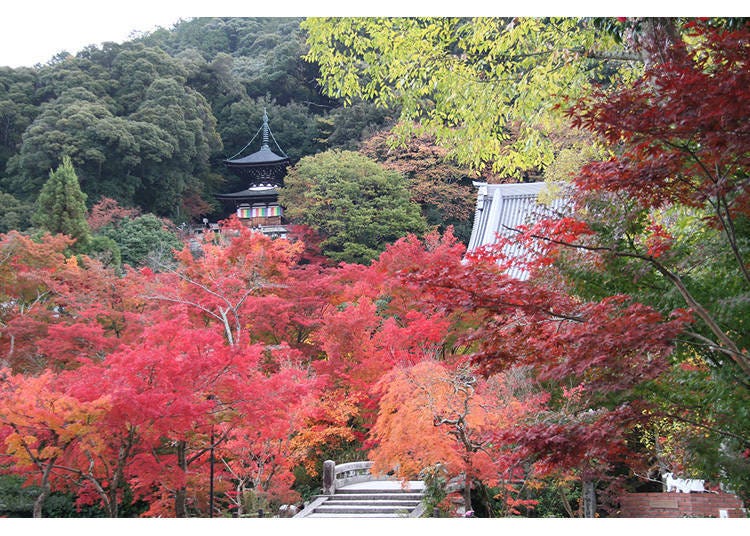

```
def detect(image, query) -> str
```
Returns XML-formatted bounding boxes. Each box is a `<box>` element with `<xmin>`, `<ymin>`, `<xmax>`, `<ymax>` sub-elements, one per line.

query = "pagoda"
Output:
<box><xmin>216</xmin><ymin>109</ymin><xmax>290</xmax><ymax>238</ymax></box>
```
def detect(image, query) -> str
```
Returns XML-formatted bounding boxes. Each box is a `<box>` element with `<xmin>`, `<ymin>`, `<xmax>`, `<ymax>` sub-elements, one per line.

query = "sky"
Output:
<box><xmin>0</xmin><ymin>0</ymin><xmax>353</xmax><ymax>68</ymax></box>
<box><xmin>0</xmin><ymin>2</ymin><xmax>737</xmax><ymax>69</ymax></box>
<box><xmin>1</xmin><ymin>3</ymin><xmax>198</xmax><ymax>68</ymax></box>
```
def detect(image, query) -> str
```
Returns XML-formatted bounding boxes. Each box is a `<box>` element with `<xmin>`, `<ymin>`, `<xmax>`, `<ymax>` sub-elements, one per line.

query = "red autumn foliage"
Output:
<box><xmin>86</xmin><ymin>197</ymin><xmax>140</xmax><ymax>232</ymax></box>
<box><xmin>0</xmin><ymin>205</ymin><xmax>695</xmax><ymax>517</ymax></box>
<box><xmin>568</xmin><ymin>21</ymin><xmax>750</xmax><ymax>221</ymax></box>
<box><xmin>384</xmin><ymin>230</ymin><xmax>690</xmax><ymax>484</ymax></box>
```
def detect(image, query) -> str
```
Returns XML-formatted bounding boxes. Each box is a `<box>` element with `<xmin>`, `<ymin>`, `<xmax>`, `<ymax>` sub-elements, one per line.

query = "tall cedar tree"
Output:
<box><xmin>32</xmin><ymin>156</ymin><xmax>91</xmax><ymax>250</ymax></box>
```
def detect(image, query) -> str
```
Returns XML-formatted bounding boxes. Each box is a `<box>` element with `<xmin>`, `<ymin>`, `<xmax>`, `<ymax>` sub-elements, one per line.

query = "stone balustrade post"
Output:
<box><xmin>322</xmin><ymin>459</ymin><xmax>336</xmax><ymax>495</ymax></box>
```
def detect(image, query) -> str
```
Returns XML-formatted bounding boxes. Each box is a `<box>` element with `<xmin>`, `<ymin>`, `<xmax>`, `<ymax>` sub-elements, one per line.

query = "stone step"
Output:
<box><xmin>314</xmin><ymin>505</ymin><xmax>416</xmax><ymax>515</ymax></box>
<box><xmin>335</xmin><ymin>488</ymin><xmax>423</xmax><ymax>495</ymax></box>
<box><xmin>329</xmin><ymin>493</ymin><xmax>423</xmax><ymax>500</ymax></box>
<box><xmin>305</xmin><ymin>513</ymin><xmax>408</xmax><ymax>518</ymax></box>
<box><xmin>325</xmin><ymin>499</ymin><xmax>421</xmax><ymax>507</ymax></box>
<box><xmin>294</xmin><ymin>479</ymin><xmax>427</xmax><ymax>518</ymax></box>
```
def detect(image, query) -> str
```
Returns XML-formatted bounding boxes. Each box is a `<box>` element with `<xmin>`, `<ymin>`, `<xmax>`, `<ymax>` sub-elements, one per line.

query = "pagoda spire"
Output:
<box><xmin>261</xmin><ymin>107</ymin><xmax>270</xmax><ymax>149</ymax></box>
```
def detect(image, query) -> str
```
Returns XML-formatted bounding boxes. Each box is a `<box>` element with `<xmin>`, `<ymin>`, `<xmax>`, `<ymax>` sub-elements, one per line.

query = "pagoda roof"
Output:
<box><xmin>224</xmin><ymin>145</ymin><xmax>289</xmax><ymax>167</ymax></box>
<box><xmin>224</xmin><ymin>108</ymin><xmax>290</xmax><ymax>168</ymax></box>
<box><xmin>214</xmin><ymin>186</ymin><xmax>279</xmax><ymax>201</ymax></box>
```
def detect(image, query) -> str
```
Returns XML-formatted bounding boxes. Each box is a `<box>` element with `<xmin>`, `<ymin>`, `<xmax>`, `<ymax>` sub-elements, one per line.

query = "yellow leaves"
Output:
<box><xmin>525</xmin><ymin>477</ymin><xmax>547</xmax><ymax>492</ymax></box>
<box><xmin>4</xmin><ymin>434</ymin><xmax>35</xmax><ymax>466</ymax></box>
<box><xmin>288</xmin><ymin>390</ymin><xmax>362</xmax><ymax>474</ymax></box>
<box><xmin>303</xmin><ymin>16</ymin><xmax>644</xmax><ymax>177</ymax></box>
<box><xmin>3</xmin><ymin>432</ymin><xmax>64</xmax><ymax>467</ymax></box>
<box><xmin>4</xmin><ymin>433</ymin><xmax>37</xmax><ymax>453</ymax></box>
<box><xmin>38</xmin><ymin>445</ymin><xmax>62</xmax><ymax>459</ymax></box>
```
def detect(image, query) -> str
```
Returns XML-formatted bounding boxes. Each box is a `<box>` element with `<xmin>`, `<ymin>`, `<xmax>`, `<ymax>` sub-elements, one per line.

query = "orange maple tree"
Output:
<box><xmin>0</xmin><ymin>371</ymin><xmax>110</xmax><ymax>517</ymax></box>
<box><xmin>368</xmin><ymin>360</ymin><xmax>548</xmax><ymax>514</ymax></box>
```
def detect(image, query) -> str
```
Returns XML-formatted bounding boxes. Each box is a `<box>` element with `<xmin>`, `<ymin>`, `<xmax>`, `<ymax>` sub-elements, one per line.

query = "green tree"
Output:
<box><xmin>100</xmin><ymin>213</ymin><xmax>183</xmax><ymax>268</ymax></box>
<box><xmin>280</xmin><ymin>150</ymin><xmax>427</xmax><ymax>264</ymax></box>
<box><xmin>142</xmin><ymin>17</ymin><xmax>324</xmax><ymax>106</ymax></box>
<box><xmin>321</xmin><ymin>100</ymin><xmax>397</xmax><ymax>151</ymax></box>
<box><xmin>8</xmin><ymin>87</ymin><xmax>141</xmax><ymax>202</ymax></box>
<box><xmin>0</xmin><ymin>66</ymin><xmax>40</xmax><ymax>174</ymax></box>
<box><xmin>301</xmin><ymin>17</ymin><xmax>647</xmax><ymax>176</ymax></box>
<box><xmin>179</xmin><ymin>51</ymin><xmax>246</xmax><ymax>115</ymax></box>
<box><xmin>32</xmin><ymin>156</ymin><xmax>91</xmax><ymax>249</ymax></box>
<box><xmin>128</xmin><ymin>77</ymin><xmax>222</xmax><ymax>216</ymax></box>
<box><xmin>9</xmin><ymin>67</ymin><xmax>222</xmax><ymax>218</ymax></box>
<box><xmin>110</xmin><ymin>44</ymin><xmax>190</xmax><ymax>115</ymax></box>
<box><xmin>229</xmin><ymin>18</ymin><xmax>317</xmax><ymax>104</ymax></box>
<box><xmin>361</xmin><ymin>130</ymin><xmax>489</xmax><ymax>245</ymax></box>
<box><xmin>0</xmin><ymin>191</ymin><xmax>33</xmax><ymax>233</ymax></box>
<box><xmin>34</xmin><ymin>53</ymin><xmax>115</xmax><ymax>103</ymax></box>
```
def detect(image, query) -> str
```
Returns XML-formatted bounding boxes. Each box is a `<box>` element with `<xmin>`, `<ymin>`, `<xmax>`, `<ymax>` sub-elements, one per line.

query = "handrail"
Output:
<box><xmin>322</xmin><ymin>459</ymin><xmax>465</xmax><ymax>495</ymax></box>
<box><xmin>295</xmin><ymin>459</ymin><xmax>430</xmax><ymax>518</ymax></box>
<box><xmin>322</xmin><ymin>459</ymin><xmax>397</xmax><ymax>495</ymax></box>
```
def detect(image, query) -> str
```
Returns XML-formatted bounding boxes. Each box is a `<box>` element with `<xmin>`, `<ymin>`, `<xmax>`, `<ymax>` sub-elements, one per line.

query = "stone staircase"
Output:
<box><xmin>293</xmin><ymin>460</ymin><xmax>427</xmax><ymax>518</ymax></box>
<box><xmin>296</xmin><ymin>481</ymin><xmax>426</xmax><ymax>518</ymax></box>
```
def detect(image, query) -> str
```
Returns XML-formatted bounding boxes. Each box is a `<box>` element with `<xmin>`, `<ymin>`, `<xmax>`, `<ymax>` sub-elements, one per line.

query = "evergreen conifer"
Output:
<box><xmin>32</xmin><ymin>156</ymin><xmax>91</xmax><ymax>249</ymax></box>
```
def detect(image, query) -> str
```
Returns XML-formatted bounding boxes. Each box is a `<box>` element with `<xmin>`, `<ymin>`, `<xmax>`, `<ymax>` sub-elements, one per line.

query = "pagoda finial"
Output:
<box><xmin>262</xmin><ymin>107</ymin><xmax>270</xmax><ymax>148</ymax></box>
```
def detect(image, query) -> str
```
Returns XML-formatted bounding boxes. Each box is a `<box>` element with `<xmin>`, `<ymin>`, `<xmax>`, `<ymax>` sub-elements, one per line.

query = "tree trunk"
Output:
<box><xmin>559</xmin><ymin>486</ymin><xmax>575</xmax><ymax>517</ymax></box>
<box><xmin>582</xmin><ymin>479</ymin><xmax>596</xmax><ymax>518</ymax></box>
<box><xmin>632</xmin><ymin>18</ymin><xmax>681</xmax><ymax>67</ymax></box>
<box><xmin>32</xmin><ymin>458</ymin><xmax>57</xmax><ymax>518</ymax></box>
<box><xmin>175</xmin><ymin>440</ymin><xmax>188</xmax><ymax>518</ymax></box>
<box><xmin>236</xmin><ymin>481</ymin><xmax>245</xmax><ymax>518</ymax></box>
<box><xmin>104</xmin><ymin>431</ymin><xmax>137</xmax><ymax>518</ymax></box>
<box><xmin>32</xmin><ymin>490</ymin><xmax>48</xmax><ymax>518</ymax></box>
<box><xmin>32</xmin><ymin>474</ymin><xmax>50</xmax><ymax>517</ymax></box>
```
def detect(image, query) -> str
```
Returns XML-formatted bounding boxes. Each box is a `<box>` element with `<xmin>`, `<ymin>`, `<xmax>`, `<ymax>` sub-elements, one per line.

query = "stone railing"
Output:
<box><xmin>322</xmin><ymin>460</ymin><xmax>393</xmax><ymax>495</ymax></box>
<box><xmin>320</xmin><ymin>459</ymin><xmax>466</xmax><ymax>495</ymax></box>
<box><xmin>446</xmin><ymin>473</ymin><xmax>465</xmax><ymax>493</ymax></box>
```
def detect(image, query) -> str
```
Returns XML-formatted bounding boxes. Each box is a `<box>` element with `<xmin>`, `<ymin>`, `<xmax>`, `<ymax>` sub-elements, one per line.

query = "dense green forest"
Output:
<box><xmin>0</xmin><ymin>17</ymin><xmax>418</xmax><ymax>231</ymax></box>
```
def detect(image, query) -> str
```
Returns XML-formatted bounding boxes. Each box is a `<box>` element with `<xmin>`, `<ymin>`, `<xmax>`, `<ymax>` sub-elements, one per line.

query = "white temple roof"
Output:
<box><xmin>467</xmin><ymin>181</ymin><xmax>568</xmax><ymax>280</ymax></box>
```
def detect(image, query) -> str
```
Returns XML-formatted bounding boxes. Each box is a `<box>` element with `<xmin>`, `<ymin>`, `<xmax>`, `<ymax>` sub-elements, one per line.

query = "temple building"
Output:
<box><xmin>215</xmin><ymin>109</ymin><xmax>290</xmax><ymax>238</ymax></box>
<box><xmin>467</xmin><ymin>181</ymin><xmax>569</xmax><ymax>280</ymax></box>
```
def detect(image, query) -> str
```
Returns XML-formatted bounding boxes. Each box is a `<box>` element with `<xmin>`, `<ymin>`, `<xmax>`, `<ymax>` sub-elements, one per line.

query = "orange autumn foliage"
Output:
<box><xmin>368</xmin><ymin>360</ymin><xmax>547</xmax><ymax>487</ymax></box>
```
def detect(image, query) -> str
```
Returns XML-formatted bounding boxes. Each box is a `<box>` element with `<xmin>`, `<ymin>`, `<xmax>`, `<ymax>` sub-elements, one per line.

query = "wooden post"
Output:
<box><xmin>322</xmin><ymin>460</ymin><xmax>336</xmax><ymax>495</ymax></box>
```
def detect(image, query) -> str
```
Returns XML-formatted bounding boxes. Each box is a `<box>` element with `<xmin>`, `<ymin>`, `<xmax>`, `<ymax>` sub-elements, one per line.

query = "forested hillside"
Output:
<box><xmin>0</xmin><ymin>17</ymin><xmax>398</xmax><ymax>227</ymax></box>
